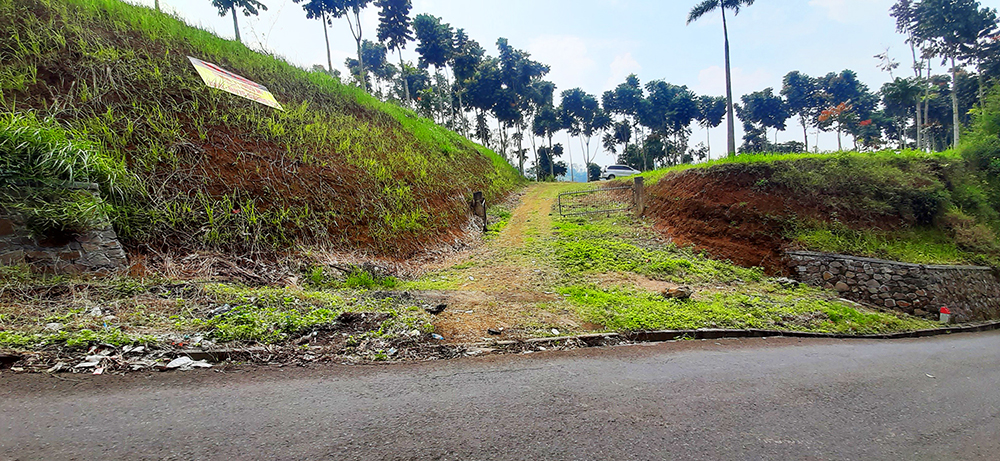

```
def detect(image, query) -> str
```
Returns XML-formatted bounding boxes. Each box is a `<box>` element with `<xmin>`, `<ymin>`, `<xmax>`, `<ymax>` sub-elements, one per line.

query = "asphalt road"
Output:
<box><xmin>3</xmin><ymin>332</ymin><xmax>1000</xmax><ymax>460</ymax></box>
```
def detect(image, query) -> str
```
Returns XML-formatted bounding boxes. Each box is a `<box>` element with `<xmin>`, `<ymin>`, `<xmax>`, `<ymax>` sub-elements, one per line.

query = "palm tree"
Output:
<box><xmin>687</xmin><ymin>0</ymin><xmax>755</xmax><ymax>157</ymax></box>
<box><xmin>211</xmin><ymin>0</ymin><xmax>268</xmax><ymax>44</ymax></box>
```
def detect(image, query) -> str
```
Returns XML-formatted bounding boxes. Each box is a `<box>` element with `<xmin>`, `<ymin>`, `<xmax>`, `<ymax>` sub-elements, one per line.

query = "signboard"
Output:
<box><xmin>187</xmin><ymin>56</ymin><xmax>283</xmax><ymax>110</ymax></box>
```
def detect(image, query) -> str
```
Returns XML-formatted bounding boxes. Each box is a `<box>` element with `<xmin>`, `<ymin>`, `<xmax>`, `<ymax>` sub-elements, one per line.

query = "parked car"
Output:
<box><xmin>601</xmin><ymin>164</ymin><xmax>641</xmax><ymax>180</ymax></box>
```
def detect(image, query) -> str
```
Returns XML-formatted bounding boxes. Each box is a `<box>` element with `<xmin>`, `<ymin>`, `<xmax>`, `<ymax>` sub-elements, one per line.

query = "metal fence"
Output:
<box><xmin>557</xmin><ymin>184</ymin><xmax>635</xmax><ymax>217</ymax></box>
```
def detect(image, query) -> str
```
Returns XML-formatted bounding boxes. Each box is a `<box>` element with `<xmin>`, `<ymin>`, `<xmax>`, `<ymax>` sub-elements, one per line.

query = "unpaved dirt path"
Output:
<box><xmin>416</xmin><ymin>183</ymin><xmax>593</xmax><ymax>343</ymax></box>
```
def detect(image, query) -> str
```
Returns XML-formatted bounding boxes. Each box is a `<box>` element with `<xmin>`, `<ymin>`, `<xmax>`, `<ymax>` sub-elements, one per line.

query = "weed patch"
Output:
<box><xmin>561</xmin><ymin>284</ymin><xmax>935</xmax><ymax>334</ymax></box>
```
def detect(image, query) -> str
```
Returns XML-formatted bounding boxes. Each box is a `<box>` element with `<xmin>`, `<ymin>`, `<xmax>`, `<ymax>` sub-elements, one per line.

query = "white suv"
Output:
<box><xmin>601</xmin><ymin>165</ymin><xmax>641</xmax><ymax>180</ymax></box>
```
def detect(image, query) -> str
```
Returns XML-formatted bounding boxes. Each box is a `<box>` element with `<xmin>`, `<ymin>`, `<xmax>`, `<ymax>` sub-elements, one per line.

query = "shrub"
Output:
<box><xmin>0</xmin><ymin>113</ymin><xmax>132</xmax><ymax>238</ymax></box>
<box><xmin>0</xmin><ymin>112</ymin><xmax>133</xmax><ymax>198</ymax></box>
<box><xmin>5</xmin><ymin>189</ymin><xmax>110</xmax><ymax>238</ymax></box>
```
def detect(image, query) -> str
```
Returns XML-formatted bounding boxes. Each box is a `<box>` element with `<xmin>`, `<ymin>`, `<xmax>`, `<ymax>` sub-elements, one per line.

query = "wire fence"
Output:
<box><xmin>557</xmin><ymin>185</ymin><xmax>635</xmax><ymax>217</ymax></box>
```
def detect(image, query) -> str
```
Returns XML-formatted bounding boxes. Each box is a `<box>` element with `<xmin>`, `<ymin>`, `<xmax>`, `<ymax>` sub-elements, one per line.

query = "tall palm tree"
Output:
<box><xmin>687</xmin><ymin>0</ymin><xmax>755</xmax><ymax>157</ymax></box>
<box><xmin>211</xmin><ymin>0</ymin><xmax>268</xmax><ymax>44</ymax></box>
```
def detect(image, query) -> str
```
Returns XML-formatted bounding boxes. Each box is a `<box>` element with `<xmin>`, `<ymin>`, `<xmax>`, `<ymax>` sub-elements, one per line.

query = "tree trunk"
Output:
<box><xmin>950</xmin><ymin>56</ymin><xmax>960</xmax><ymax>149</ymax></box>
<box><xmin>398</xmin><ymin>50</ymin><xmax>410</xmax><ymax>104</ymax></box>
<box><xmin>529</xmin><ymin>130</ymin><xmax>539</xmax><ymax>181</ymax></box>
<box><xmin>231</xmin><ymin>6</ymin><xmax>241</xmax><ymax>43</ymax></box>
<box><xmin>706</xmin><ymin>127</ymin><xmax>711</xmax><ymax>159</ymax></box>
<box><xmin>924</xmin><ymin>60</ymin><xmax>931</xmax><ymax>152</ymax></box>
<box><xmin>548</xmin><ymin>135</ymin><xmax>555</xmax><ymax>179</ymax></box>
<box><xmin>909</xmin><ymin>40</ymin><xmax>922</xmax><ymax>151</ymax></box>
<box><xmin>345</xmin><ymin>11</ymin><xmax>366</xmax><ymax>93</ymax></box>
<box><xmin>801</xmin><ymin>116</ymin><xmax>808</xmax><ymax>152</ymax></box>
<box><xmin>154</xmin><ymin>0</ymin><xmax>160</xmax><ymax>12</ymax></box>
<box><xmin>836</xmin><ymin>126</ymin><xmax>842</xmax><ymax>151</ymax></box>
<box><xmin>322</xmin><ymin>12</ymin><xmax>333</xmax><ymax>75</ymax></box>
<box><xmin>721</xmin><ymin>6</ymin><xmax>736</xmax><ymax>157</ymax></box>
<box><xmin>567</xmin><ymin>133</ymin><xmax>574</xmax><ymax>182</ymax></box>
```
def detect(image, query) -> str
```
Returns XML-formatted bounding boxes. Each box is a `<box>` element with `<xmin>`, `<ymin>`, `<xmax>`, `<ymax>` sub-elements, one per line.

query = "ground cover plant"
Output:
<box><xmin>0</xmin><ymin>264</ymin><xmax>433</xmax><ymax>356</ymax></box>
<box><xmin>0</xmin><ymin>0</ymin><xmax>521</xmax><ymax>257</ymax></box>
<box><xmin>547</xmin><ymin>212</ymin><xmax>935</xmax><ymax>334</ymax></box>
<box><xmin>401</xmin><ymin>182</ymin><xmax>937</xmax><ymax>340</ymax></box>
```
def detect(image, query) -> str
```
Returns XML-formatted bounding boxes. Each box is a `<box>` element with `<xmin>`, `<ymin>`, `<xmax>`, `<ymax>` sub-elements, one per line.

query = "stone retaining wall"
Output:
<box><xmin>0</xmin><ymin>183</ymin><xmax>127</xmax><ymax>274</ymax></box>
<box><xmin>788</xmin><ymin>251</ymin><xmax>1000</xmax><ymax>322</ymax></box>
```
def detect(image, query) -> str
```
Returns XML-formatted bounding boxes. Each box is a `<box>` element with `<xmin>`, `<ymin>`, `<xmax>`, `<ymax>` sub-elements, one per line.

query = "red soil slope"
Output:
<box><xmin>644</xmin><ymin>165</ymin><xmax>902</xmax><ymax>274</ymax></box>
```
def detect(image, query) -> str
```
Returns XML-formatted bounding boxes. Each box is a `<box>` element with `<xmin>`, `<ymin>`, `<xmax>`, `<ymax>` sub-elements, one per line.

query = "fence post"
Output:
<box><xmin>472</xmin><ymin>191</ymin><xmax>487</xmax><ymax>232</ymax></box>
<box><xmin>633</xmin><ymin>177</ymin><xmax>645</xmax><ymax>217</ymax></box>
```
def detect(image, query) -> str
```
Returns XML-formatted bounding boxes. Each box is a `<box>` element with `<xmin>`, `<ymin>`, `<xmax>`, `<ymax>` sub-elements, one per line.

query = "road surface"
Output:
<box><xmin>3</xmin><ymin>332</ymin><xmax>1000</xmax><ymax>460</ymax></box>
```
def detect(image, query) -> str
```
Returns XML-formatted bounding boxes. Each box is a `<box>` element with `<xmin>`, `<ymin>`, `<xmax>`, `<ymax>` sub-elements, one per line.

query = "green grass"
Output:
<box><xmin>562</xmin><ymin>283</ymin><xmax>936</xmax><ymax>334</ymax></box>
<box><xmin>484</xmin><ymin>204</ymin><xmax>513</xmax><ymax>239</ymax></box>
<box><xmin>553</xmin><ymin>216</ymin><xmax>763</xmax><ymax>284</ymax></box>
<box><xmin>793</xmin><ymin>224</ymin><xmax>972</xmax><ymax>265</ymax></box>
<box><xmin>0</xmin><ymin>328</ymin><xmax>153</xmax><ymax>349</ymax></box>
<box><xmin>0</xmin><ymin>0</ymin><xmax>523</xmax><ymax>254</ymax></box>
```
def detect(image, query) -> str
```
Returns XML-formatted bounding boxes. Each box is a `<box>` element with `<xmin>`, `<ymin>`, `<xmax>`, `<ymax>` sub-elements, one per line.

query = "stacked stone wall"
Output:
<box><xmin>0</xmin><ymin>183</ymin><xmax>127</xmax><ymax>274</ymax></box>
<box><xmin>788</xmin><ymin>251</ymin><xmax>1000</xmax><ymax>322</ymax></box>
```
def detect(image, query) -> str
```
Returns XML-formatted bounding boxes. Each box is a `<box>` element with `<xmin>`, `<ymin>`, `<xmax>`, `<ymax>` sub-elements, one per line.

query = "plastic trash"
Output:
<box><xmin>431</xmin><ymin>333</ymin><xmax>445</xmax><ymax>340</ymax></box>
<box><xmin>165</xmin><ymin>356</ymin><xmax>212</xmax><ymax>371</ymax></box>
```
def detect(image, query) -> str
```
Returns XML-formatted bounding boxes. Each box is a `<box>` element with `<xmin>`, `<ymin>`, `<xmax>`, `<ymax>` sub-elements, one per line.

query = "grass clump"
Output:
<box><xmin>793</xmin><ymin>222</ymin><xmax>973</xmax><ymax>265</ymax></box>
<box><xmin>562</xmin><ymin>283</ymin><xmax>935</xmax><ymax>334</ymax></box>
<box><xmin>0</xmin><ymin>113</ymin><xmax>138</xmax><ymax>238</ymax></box>
<box><xmin>0</xmin><ymin>328</ymin><xmax>153</xmax><ymax>349</ymax></box>
<box><xmin>0</xmin><ymin>112</ymin><xmax>134</xmax><ymax>194</ymax></box>
<box><xmin>192</xmin><ymin>284</ymin><xmax>429</xmax><ymax>344</ymax></box>
<box><xmin>553</xmin><ymin>216</ymin><xmax>763</xmax><ymax>283</ymax></box>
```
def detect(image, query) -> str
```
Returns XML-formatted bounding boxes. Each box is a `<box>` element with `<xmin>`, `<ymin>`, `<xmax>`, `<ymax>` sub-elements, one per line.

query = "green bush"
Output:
<box><xmin>0</xmin><ymin>113</ymin><xmax>135</xmax><ymax>238</ymax></box>
<box><xmin>5</xmin><ymin>189</ymin><xmax>110</xmax><ymax>238</ymax></box>
<box><xmin>0</xmin><ymin>112</ymin><xmax>134</xmax><ymax>197</ymax></box>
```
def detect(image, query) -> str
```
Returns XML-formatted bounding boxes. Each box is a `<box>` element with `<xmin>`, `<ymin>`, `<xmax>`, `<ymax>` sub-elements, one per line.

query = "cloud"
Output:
<box><xmin>693</xmin><ymin>66</ymin><xmax>773</xmax><ymax>98</ymax></box>
<box><xmin>604</xmin><ymin>53</ymin><xmax>642</xmax><ymax>91</ymax></box>
<box><xmin>528</xmin><ymin>35</ymin><xmax>597</xmax><ymax>90</ymax></box>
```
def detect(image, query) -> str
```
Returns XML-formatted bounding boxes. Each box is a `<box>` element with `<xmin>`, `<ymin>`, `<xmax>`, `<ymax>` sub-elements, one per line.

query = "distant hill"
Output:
<box><xmin>0</xmin><ymin>0</ymin><xmax>521</xmax><ymax>257</ymax></box>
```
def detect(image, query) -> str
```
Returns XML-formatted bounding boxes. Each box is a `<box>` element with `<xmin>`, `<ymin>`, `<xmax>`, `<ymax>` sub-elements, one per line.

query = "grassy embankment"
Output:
<box><xmin>0</xmin><ymin>0</ymin><xmax>522</xmax><ymax>353</ymax></box>
<box><xmin>638</xmin><ymin>147</ymin><xmax>1000</xmax><ymax>268</ymax></box>
<box><xmin>0</xmin><ymin>0</ymin><xmax>522</xmax><ymax>255</ymax></box>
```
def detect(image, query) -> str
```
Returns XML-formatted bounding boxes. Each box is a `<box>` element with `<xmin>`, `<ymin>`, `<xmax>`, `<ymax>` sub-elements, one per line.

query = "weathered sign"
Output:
<box><xmin>187</xmin><ymin>56</ymin><xmax>283</xmax><ymax>110</ymax></box>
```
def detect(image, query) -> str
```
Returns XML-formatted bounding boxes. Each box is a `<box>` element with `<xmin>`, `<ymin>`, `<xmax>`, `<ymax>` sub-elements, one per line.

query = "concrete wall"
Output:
<box><xmin>788</xmin><ymin>251</ymin><xmax>1000</xmax><ymax>322</ymax></box>
<box><xmin>0</xmin><ymin>183</ymin><xmax>127</xmax><ymax>274</ymax></box>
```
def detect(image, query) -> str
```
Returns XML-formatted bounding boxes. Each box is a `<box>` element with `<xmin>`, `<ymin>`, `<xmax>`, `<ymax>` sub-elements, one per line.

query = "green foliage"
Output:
<box><xmin>0</xmin><ymin>112</ymin><xmax>134</xmax><ymax>194</ymax></box>
<box><xmin>208</xmin><ymin>305</ymin><xmax>340</xmax><ymax>343</ymax></box>
<box><xmin>794</xmin><ymin>222</ymin><xmax>975</xmax><ymax>265</ymax></box>
<box><xmin>0</xmin><ymin>328</ymin><xmax>152</xmax><ymax>349</ymax></box>
<box><xmin>6</xmin><ymin>189</ymin><xmax>110</xmax><ymax>238</ymax></box>
<box><xmin>562</xmin><ymin>283</ymin><xmax>936</xmax><ymax>334</ymax></box>
<box><xmin>344</xmin><ymin>271</ymin><xmax>399</xmax><ymax>289</ymax></box>
<box><xmin>554</xmin><ymin>216</ymin><xmax>763</xmax><ymax>283</ymax></box>
<box><xmin>195</xmin><ymin>284</ymin><xmax>428</xmax><ymax>344</ymax></box>
<box><xmin>484</xmin><ymin>204</ymin><xmax>512</xmax><ymax>239</ymax></box>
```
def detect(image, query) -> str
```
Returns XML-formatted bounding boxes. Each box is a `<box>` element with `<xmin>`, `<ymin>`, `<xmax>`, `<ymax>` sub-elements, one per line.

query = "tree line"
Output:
<box><xmin>196</xmin><ymin>0</ymin><xmax>999</xmax><ymax>180</ymax></box>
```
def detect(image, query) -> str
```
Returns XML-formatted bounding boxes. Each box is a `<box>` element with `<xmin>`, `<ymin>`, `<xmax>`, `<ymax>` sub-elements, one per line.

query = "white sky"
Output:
<box><xmin>133</xmin><ymin>0</ymin><xmax>1000</xmax><ymax>167</ymax></box>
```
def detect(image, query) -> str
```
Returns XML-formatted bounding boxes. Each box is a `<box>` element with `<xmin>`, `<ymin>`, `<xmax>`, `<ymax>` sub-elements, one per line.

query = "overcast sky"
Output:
<box><xmin>133</xmin><ymin>0</ymin><xmax>1000</xmax><ymax>167</ymax></box>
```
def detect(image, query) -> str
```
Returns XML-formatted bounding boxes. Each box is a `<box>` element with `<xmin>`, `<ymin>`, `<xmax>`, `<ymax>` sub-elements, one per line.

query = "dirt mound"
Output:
<box><xmin>644</xmin><ymin>163</ymin><xmax>904</xmax><ymax>274</ymax></box>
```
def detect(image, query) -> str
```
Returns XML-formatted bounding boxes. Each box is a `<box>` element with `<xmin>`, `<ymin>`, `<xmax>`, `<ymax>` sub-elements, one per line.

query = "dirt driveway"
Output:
<box><xmin>413</xmin><ymin>183</ymin><xmax>599</xmax><ymax>343</ymax></box>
